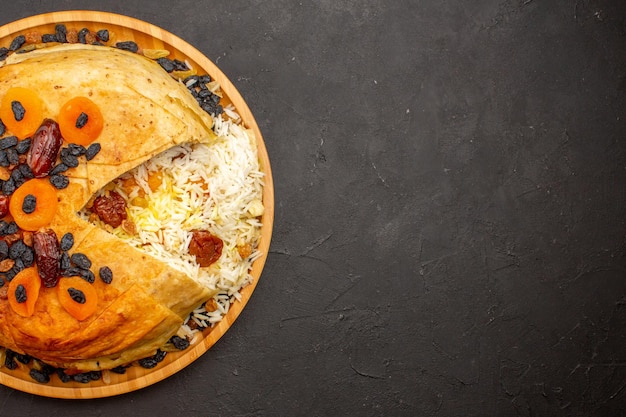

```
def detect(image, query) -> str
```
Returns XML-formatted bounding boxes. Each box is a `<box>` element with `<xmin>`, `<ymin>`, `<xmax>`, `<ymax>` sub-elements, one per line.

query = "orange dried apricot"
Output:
<box><xmin>0</xmin><ymin>87</ymin><xmax>44</xmax><ymax>139</ymax></box>
<box><xmin>58</xmin><ymin>96</ymin><xmax>103</xmax><ymax>146</ymax></box>
<box><xmin>9</xmin><ymin>178</ymin><xmax>59</xmax><ymax>231</ymax></box>
<box><xmin>7</xmin><ymin>267</ymin><xmax>42</xmax><ymax>317</ymax></box>
<box><xmin>57</xmin><ymin>277</ymin><xmax>98</xmax><ymax>321</ymax></box>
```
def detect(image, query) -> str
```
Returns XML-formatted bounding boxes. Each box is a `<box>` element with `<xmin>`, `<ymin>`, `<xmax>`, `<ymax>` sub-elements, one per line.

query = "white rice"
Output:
<box><xmin>81</xmin><ymin>112</ymin><xmax>264</xmax><ymax>335</ymax></box>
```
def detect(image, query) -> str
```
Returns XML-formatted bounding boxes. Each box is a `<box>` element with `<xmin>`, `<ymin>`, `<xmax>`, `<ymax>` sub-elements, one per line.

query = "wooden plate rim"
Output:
<box><xmin>0</xmin><ymin>10</ymin><xmax>274</xmax><ymax>399</ymax></box>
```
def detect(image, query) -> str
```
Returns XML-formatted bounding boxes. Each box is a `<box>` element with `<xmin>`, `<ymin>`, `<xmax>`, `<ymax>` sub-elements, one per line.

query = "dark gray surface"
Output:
<box><xmin>0</xmin><ymin>1</ymin><xmax>625</xmax><ymax>416</ymax></box>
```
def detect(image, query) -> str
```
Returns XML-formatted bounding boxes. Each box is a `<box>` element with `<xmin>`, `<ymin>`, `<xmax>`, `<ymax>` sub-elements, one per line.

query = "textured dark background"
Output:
<box><xmin>0</xmin><ymin>1</ymin><xmax>625</xmax><ymax>416</ymax></box>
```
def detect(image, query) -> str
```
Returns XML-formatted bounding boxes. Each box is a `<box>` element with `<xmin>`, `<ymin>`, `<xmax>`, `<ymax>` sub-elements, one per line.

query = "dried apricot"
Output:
<box><xmin>57</xmin><ymin>276</ymin><xmax>98</xmax><ymax>321</ymax></box>
<box><xmin>58</xmin><ymin>97</ymin><xmax>103</xmax><ymax>146</ymax></box>
<box><xmin>0</xmin><ymin>87</ymin><xmax>44</xmax><ymax>139</ymax></box>
<box><xmin>9</xmin><ymin>178</ymin><xmax>58</xmax><ymax>231</ymax></box>
<box><xmin>7</xmin><ymin>267</ymin><xmax>41</xmax><ymax>317</ymax></box>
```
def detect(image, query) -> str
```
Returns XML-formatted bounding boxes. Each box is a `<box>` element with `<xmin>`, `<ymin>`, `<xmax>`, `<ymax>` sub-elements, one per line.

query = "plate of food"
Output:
<box><xmin>0</xmin><ymin>11</ymin><xmax>273</xmax><ymax>398</ymax></box>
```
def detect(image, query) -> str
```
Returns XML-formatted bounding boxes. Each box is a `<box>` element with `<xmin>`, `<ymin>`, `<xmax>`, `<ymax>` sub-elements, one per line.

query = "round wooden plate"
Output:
<box><xmin>0</xmin><ymin>11</ymin><xmax>273</xmax><ymax>399</ymax></box>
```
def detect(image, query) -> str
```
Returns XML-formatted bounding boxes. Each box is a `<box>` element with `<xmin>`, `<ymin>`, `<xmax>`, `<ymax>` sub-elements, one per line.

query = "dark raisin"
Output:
<box><xmin>60</xmin><ymin>233</ymin><xmax>74</xmax><ymax>251</ymax></box>
<box><xmin>0</xmin><ymin>277</ymin><xmax>4</xmax><ymax>287</ymax></box>
<box><xmin>85</xmin><ymin>143</ymin><xmax>101</xmax><ymax>160</ymax></box>
<box><xmin>156</xmin><ymin>57</ymin><xmax>175</xmax><ymax>72</ymax></box>
<box><xmin>172</xmin><ymin>59</ymin><xmax>189</xmax><ymax>71</ymax></box>
<box><xmin>4</xmin><ymin>221</ymin><xmax>18</xmax><ymax>235</ymax></box>
<box><xmin>68</xmin><ymin>143</ymin><xmax>86</xmax><ymax>156</ymax></box>
<box><xmin>154</xmin><ymin>349</ymin><xmax>167</xmax><ymax>362</ymax></box>
<box><xmin>99</xmin><ymin>266</ymin><xmax>113</xmax><ymax>284</ymax></box>
<box><xmin>68</xmin><ymin>287</ymin><xmax>86</xmax><ymax>304</ymax></box>
<box><xmin>55</xmin><ymin>24</ymin><xmax>67</xmax><ymax>43</ymax></box>
<box><xmin>110</xmin><ymin>365</ymin><xmax>128</xmax><ymax>374</ymax></box>
<box><xmin>138</xmin><ymin>357</ymin><xmax>158</xmax><ymax>369</ymax></box>
<box><xmin>61</xmin><ymin>267</ymin><xmax>81</xmax><ymax>277</ymax></box>
<box><xmin>42</xmin><ymin>33</ymin><xmax>56</xmax><ymax>43</ymax></box>
<box><xmin>70</xmin><ymin>252</ymin><xmax>91</xmax><ymax>269</ymax></box>
<box><xmin>0</xmin><ymin>240</ymin><xmax>7</xmax><ymax>259</ymax></box>
<box><xmin>50</xmin><ymin>174</ymin><xmax>69</xmax><ymax>189</ymax></box>
<box><xmin>60</xmin><ymin>252</ymin><xmax>71</xmax><ymax>270</ymax></box>
<box><xmin>60</xmin><ymin>148</ymin><xmax>79</xmax><ymax>168</ymax></box>
<box><xmin>4</xmin><ymin>350</ymin><xmax>17</xmax><ymax>370</ymax></box>
<box><xmin>18</xmin><ymin>163</ymin><xmax>34</xmax><ymax>179</ymax></box>
<box><xmin>29</xmin><ymin>368</ymin><xmax>50</xmax><ymax>383</ymax></box>
<box><xmin>12</xmin><ymin>258</ymin><xmax>24</xmax><ymax>274</ymax></box>
<box><xmin>0</xmin><ymin>119</ymin><xmax>5</xmax><ymax>136</ymax></box>
<box><xmin>49</xmin><ymin>163</ymin><xmax>68</xmax><ymax>176</ymax></box>
<box><xmin>8</xmin><ymin>240</ymin><xmax>26</xmax><ymax>260</ymax></box>
<box><xmin>15</xmin><ymin>284</ymin><xmax>27</xmax><ymax>303</ymax></box>
<box><xmin>73</xmin><ymin>373</ymin><xmax>91</xmax><ymax>384</ymax></box>
<box><xmin>5</xmin><ymin>268</ymin><xmax>16</xmax><ymax>282</ymax></box>
<box><xmin>21</xmin><ymin>247</ymin><xmax>34</xmax><ymax>267</ymax></box>
<box><xmin>22</xmin><ymin>194</ymin><xmax>36</xmax><ymax>214</ymax></box>
<box><xmin>0</xmin><ymin>47</ymin><xmax>8</xmax><ymax>61</ymax></box>
<box><xmin>11</xmin><ymin>101</ymin><xmax>25</xmax><ymax>122</ymax></box>
<box><xmin>0</xmin><ymin>135</ymin><xmax>17</xmax><ymax>150</ymax></box>
<box><xmin>0</xmin><ymin>150</ymin><xmax>9</xmax><ymax>167</ymax></box>
<box><xmin>10</xmin><ymin>168</ymin><xmax>25</xmax><ymax>188</ymax></box>
<box><xmin>115</xmin><ymin>41</ymin><xmax>138</xmax><ymax>53</ymax></box>
<box><xmin>88</xmin><ymin>371</ymin><xmax>102</xmax><ymax>381</ymax></box>
<box><xmin>96</xmin><ymin>29</ymin><xmax>109</xmax><ymax>42</ymax></box>
<box><xmin>15</xmin><ymin>353</ymin><xmax>31</xmax><ymax>364</ymax></box>
<box><xmin>170</xmin><ymin>335</ymin><xmax>190</xmax><ymax>350</ymax></box>
<box><xmin>6</xmin><ymin>148</ymin><xmax>19</xmax><ymax>165</ymax></box>
<box><xmin>56</xmin><ymin>368</ymin><xmax>72</xmax><ymax>383</ymax></box>
<box><xmin>9</xmin><ymin>35</ymin><xmax>25</xmax><ymax>51</ymax></box>
<box><xmin>75</xmin><ymin>112</ymin><xmax>88</xmax><ymax>128</ymax></box>
<box><xmin>16</xmin><ymin>138</ymin><xmax>32</xmax><ymax>154</ymax></box>
<box><xmin>78</xmin><ymin>28</ymin><xmax>90</xmax><ymax>44</ymax></box>
<box><xmin>78</xmin><ymin>268</ymin><xmax>95</xmax><ymax>284</ymax></box>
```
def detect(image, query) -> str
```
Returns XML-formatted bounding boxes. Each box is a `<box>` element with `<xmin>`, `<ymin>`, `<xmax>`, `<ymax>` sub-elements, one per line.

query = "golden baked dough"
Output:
<box><xmin>0</xmin><ymin>44</ymin><xmax>218</xmax><ymax>371</ymax></box>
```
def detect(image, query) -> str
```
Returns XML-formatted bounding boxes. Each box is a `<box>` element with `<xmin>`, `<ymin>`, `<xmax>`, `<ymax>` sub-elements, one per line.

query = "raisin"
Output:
<box><xmin>85</xmin><ymin>143</ymin><xmax>101</xmax><ymax>160</ymax></box>
<box><xmin>6</xmin><ymin>148</ymin><xmax>18</xmax><ymax>165</ymax></box>
<box><xmin>138</xmin><ymin>357</ymin><xmax>158</xmax><ymax>369</ymax></box>
<box><xmin>59</xmin><ymin>252</ymin><xmax>71</xmax><ymax>270</ymax></box>
<box><xmin>50</xmin><ymin>174</ymin><xmax>69</xmax><ymax>189</ymax></box>
<box><xmin>0</xmin><ymin>277</ymin><xmax>4</xmax><ymax>287</ymax></box>
<box><xmin>75</xmin><ymin>112</ymin><xmax>88</xmax><ymax>128</ymax></box>
<box><xmin>92</xmin><ymin>191</ymin><xmax>127</xmax><ymax>228</ymax></box>
<box><xmin>17</xmin><ymin>163</ymin><xmax>34</xmax><ymax>179</ymax></box>
<box><xmin>0</xmin><ymin>151</ymin><xmax>8</xmax><ymax>167</ymax></box>
<box><xmin>70</xmin><ymin>252</ymin><xmax>91</xmax><ymax>269</ymax></box>
<box><xmin>15</xmin><ymin>284</ymin><xmax>26</xmax><ymax>303</ymax></box>
<box><xmin>72</xmin><ymin>373</ymin><xmax>91</xmax><ymax>384</ymax></box>
<box><xmin>110</xmin><ymin>365</ymin><xmax>127</xmax><ymax>374</ymax></box>
<box><xmin>61</xmin><ymin>267</ymin><xmax>81</xmax><ymax>277</ymax></box>
<box><xmin>15</xmin><ymin>353</ymin><xmax>31</xmax><ymax>364</ymax></box>
<box><xmin>9</xmin><ymin>240</ymin><xmax>26</xmax><ymax>260</ymax></box>
<box><xmin>28</xmin><ymin>119</ymin><xmax>63</xmax><ymax>178</ymax></box>
<box><xmin>21</xmin><ymin>247</ymin><xmax>34</xmax><ymax>267</ymax></box>
<box><xmin>11</xmin><ymin>101</ymin><xmax>25</xmax><ymax>121</ymax></box>
<box><xmin>0</xmin><ymin>195</ymin><xmax>9</xmax><ymax>218</ymax></box>
<box><xmin>22</xmin><ymin>194</ymin><xmax>36</xmax><ymax>214</ymax></box>
<box><xmin>56</xmin><ymin>369</ymin><xmax>72</xmax><ymax>383</ymax></box>
<box><xmin>67</xmin><ymin>143</ymin><xmax>86</xmax><ymax>156</ymax></box>
<box><xmin>33</xmin><ymin>230</ymin><xmax>60</xmax><ymax>288</ymax></box>
<box><xmin>10</xmin><ymin>169</ymin><xmax>25</xmax><ymax>189</ymax></box>
<box><xmin>4</xmin><ymin>221</ymin><xmax>18</xmax><ymax>235</ymax></box>
<box><xmin>116</xmin><ymin>41</ymin><xmax>138</xmax><ymax>53</ymax></box>
<box><xmin>78</xmin><ymin>28</ymin><xmax>89</xmax><ymax>44</ymax></box>
<box><xmin>99</xmin><ymin>266</ymin><xmax>113</xmax><ymax>284</ymax></box>
<box><xmin>169</xmin><ymin>335</ymin><xmax>190</xmax><ymax>350</ymax></box>
<box><xmin>0</xmin><ymin>48</ymin><xmax>8</xmax><ymax>61</ymax></box>
<box><xmin>55</xmin><ymin>24</ymin><xmax>67</xmax><ymax>43</ymax></box>
<box><xmin>59</xmin><ymin>233</ymin><xmax>74</xmax><ymax>251</ymax></box>
<box><xmin>0</xmin><ymin>135</ymin><xmax>17</xmax><ymax>150</ymax></box>
<box><xmin>68</xmin><ymin>287</ymin><xmax>86</xmax><ymax>304</ymax></box>
<box><xmin>4</xmin><ymin>350</ymin><xmax>17</xmax><ymax>370</ymax></box>
<box><xmin>78</xmin><ymin>268</ymin><xmax>95</xmax><ymax>284</ymax></box>
<box><xmin>9</xmin><ymin>35</ymin><xmax>25</xmax><ymax>51</ymax></box>
<box><xmin>88</xmin><ymin>371</ymin><xmax>102</xmax><ymax>381</ymax></box>
<box><xmin>12</xmin><ymin>258</ymin><xmax>24</xmax><ymax>274</ymax></box>
<box><xmin>0</xmin><ymin>119</ymin><xmax>5</xmax><ymax>136</ymax></box>
<box><xmin>0</xmin><ymin>241</ymin><xmax>7</xmax><ymax>259</ymax></box>
<box><xmin>15</xmin><ymin>138</ymin><xmax>30</xmax><ymax>154</ymax></box>
<box><xmin>42</xmin><ymin>34</ymin><xmax>56</xmax><ymax>43</ymax></box>
<box><xmin>29</xmin><ymin>369</ymin><xmax>50</xmax><ymax>383</ymax></box>
<box><xmin>60</xmin><ymin>148</ymin><xmax>79</xmax><ymax>168</ymax></box>
<box><xmin>96</xmin><ymin>29</ymin><xmax>109</xmax><ymax>42</ymax></box>
<box><xmin>156</xmin><ymin>57</ymin><xmax>175</xmax><ymax>72</ymax></box>
<box><xmin>49</xmin><ymin>163</ymin><xmax>68</xmax><ymax>175</ymax></box>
